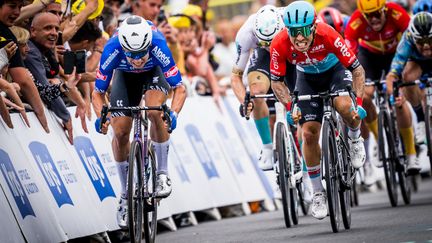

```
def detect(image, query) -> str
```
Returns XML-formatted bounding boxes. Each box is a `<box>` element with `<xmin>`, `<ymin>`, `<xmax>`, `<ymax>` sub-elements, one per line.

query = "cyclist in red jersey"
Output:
<box><xmin>345</xmin><ymin>0</ymin><xmax>420</xmax><ymax>172</ymax></box>
<box><xmin>271</xmin><ymin>1</ymin><xmax>366</xmax><ymax>220</ymax></box>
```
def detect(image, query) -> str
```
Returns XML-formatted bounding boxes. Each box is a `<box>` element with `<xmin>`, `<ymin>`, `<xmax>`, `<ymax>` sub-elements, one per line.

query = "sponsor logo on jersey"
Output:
<box><xmin>96</xmin><ymin>70</ymin><xmax>107</xmax><ymax>81</ymax></box>
<box><xmin>349</xmin><ymin>18</ymin><xmax>362</xmax><ymax>30</ymax></box>
<box><xmin>101</xmin><ymin>49</ymin><xmax>119</xmax><ymax>70</ymax></box>
<box><xmin>392</xmin><ymin>10</ymin><xmax>402</xmax><ymax>20</ymax></box>
<box><xmin>235</xmin><ymin>42</ymin><xmax>242</xmax><ymax>65</ymax></box>
<box><xmin>151</xmin><ymin>46</ymin><xmax>171</xmax><ymax>67</ymax></box>
<box><xmin>271</xmin><ymin>49</ymin><xmax>280</xmax><ymax>70</ymax></box>
<box><xmin>311</xmin><ymin>44</ymin><xmax>324</xmax><ymax>53</ymax></box>
<box><xmin>164</xmin><ymin>65</ymin><xmax>179</xmax><ymax>78</ymax></box>
<box><xmin>334</xmin><ymin>37</ymin><xmax>351</xmax><ymax>57</ymax></box>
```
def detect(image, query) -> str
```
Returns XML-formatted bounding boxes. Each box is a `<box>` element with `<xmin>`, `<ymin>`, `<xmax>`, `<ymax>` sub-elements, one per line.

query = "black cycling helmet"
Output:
<box><xmin>408</xmin><ymin>12</ymin><xmax>432</xmax><ymax>40</ymax></box>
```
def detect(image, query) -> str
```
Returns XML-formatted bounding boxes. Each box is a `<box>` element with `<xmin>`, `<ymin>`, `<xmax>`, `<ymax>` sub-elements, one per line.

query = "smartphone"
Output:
<box><xmin>56</xmin><ymin>32</ymin><xmax>63</xmax><ymax>45</ymax></box>
<box><xmin>63</xmin><ymin>51</ymin><xmax>75</xmax><ymax>75</ymax></box>
<box><xmin>157</xmin><ymin>9</ymin><xmax>167</xmax><ymax>24</ymax></box>
<box><xmin>74</xmin><ymin>50</ymin><xmax>87</xmax><ymax>74</ymax></box>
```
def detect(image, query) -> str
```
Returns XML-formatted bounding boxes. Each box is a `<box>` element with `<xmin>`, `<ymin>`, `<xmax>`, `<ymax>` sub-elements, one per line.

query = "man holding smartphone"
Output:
<box><xmin>0</xmin><ymin>0</ymin><xmax>49</xmax><ymax>131</ymax></box>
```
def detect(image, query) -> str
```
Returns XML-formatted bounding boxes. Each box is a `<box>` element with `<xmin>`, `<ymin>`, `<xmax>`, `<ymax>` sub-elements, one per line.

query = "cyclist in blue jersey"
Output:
<box><xmin>385</xmin><ymin>12</ymin><xmax>432</xmax><ymax>174</ymax></box>
<box><xmin>91</xmin><ymin>15</ymin><xmax>186</xmax><ymax>228</ymax></box>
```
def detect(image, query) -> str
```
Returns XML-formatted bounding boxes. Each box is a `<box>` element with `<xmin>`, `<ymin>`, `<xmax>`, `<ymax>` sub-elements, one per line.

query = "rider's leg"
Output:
<box><xmin>363</xmin><ymin>86</ymin><xmax>379</xmax><ymax>140</ymax></box>
<box><xmin>396</xmin><ymin>100</ymin><xmax>421</xmax><ymax>173</ymax></box>
<box><xmin>361</xmin><ymin>122</ymin><xmax>377</xmax><ymax>185</ymax></box>
<box><xmin>112</xmin><ymin>117</ymin><xmax>133</xmax><ymax>198</ymax></box>
<box><xmin>402</xmin><ymin>61</ymin><xmax>425</xmax><ymax>144</ymax></box>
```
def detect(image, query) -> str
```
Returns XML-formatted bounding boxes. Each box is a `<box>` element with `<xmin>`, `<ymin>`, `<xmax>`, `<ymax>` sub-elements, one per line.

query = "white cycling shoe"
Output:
<box><xmin>415</xmin><ymin>121</ymin><xmax>426</xmax><ymax>144</ymax></box>
<box><xmin>311</xmin><ymin>191</ymin><xmax>328</xmax><ymax>220</ymax></box>
<box><xmin>258</xmin><ymin>146</ymin><xmax>273</xmax><ymax>171</ymax></box>
<box><xmin>363</xmin><ymin>160</ymin><xmax>377</xmax><ymax>186</ymax></box>
<box><xmin>155</xmin><ymin>174</ymin><xmax>172</xmax><ymax>198</ymax></box>
<box><xmin>349</xmin><ymin>136</ymin><xmax>366</xmax><ymax>169</ymax></box>
<box><xmin>407</xmin><ymin>155</ymin><xmax>421</xmax><ymax>175</ymax></box>
<box><xmin>117</xmin><ymin>197</ymin><xmax>128</xmax><ymax>229</ymax></box>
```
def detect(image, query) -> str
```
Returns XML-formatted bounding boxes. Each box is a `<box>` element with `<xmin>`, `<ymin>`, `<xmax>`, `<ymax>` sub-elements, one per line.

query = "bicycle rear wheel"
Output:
<box><xmin>276</xmin><ymin>123</ymin><xmax>291</xmax><ymax>228</ymax></box>
<box><xmin>143</xmin><ymin>141</ymin><xmax>158</xmax><ymax>243</ymax></box>
<box><xmin>128</xmin><ymin>140</ymin><xmax>144</xmax><ymax>243</ymax></box>
<box><xmin>322</xmin><ymin>120</ymin><xmax>340</xmax><ymax>233</ymax></box>
<box><xmin>378</xmin><ymin>111</ymin><xmax>398</xmax><ymax>207</ymax></box>
<box><xmin>424</xmin><ymin>106</ymin><xmax>432</xmax><ymax>174</ymax></box>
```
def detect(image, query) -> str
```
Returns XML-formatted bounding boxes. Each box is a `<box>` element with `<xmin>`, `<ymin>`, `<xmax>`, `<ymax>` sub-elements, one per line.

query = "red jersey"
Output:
<box><xmin>270</xmin><ymin>22</ymin><xmax>359</xmax><ymax>78</ymax></box>
<box><xmin>344</xmin><ymin>2</ymin><xmax>410</xmax><ymax>55</ymax></box>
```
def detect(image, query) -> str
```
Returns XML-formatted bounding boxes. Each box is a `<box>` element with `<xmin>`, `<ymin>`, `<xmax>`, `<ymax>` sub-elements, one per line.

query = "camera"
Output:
<box><xmin>157</xmin><ymin>9</ymin><xmax>167</xmax><ymax>24</ymax></box>
<box><xmin>63</xmin><ymin>50</ymin><xmax>86</xmax><ymax>74</ymax></box>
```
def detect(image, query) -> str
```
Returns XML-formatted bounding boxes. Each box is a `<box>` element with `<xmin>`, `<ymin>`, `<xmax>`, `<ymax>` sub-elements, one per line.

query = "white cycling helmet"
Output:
<box><xmin>118</xmin><ymin>15</ymin><xmax>152</xmax><ymax>53</ymax></box>
<box><xmin>253</xmin><ymin>5</ymin><xmax>284</xmax><ymax>43</ymax></box>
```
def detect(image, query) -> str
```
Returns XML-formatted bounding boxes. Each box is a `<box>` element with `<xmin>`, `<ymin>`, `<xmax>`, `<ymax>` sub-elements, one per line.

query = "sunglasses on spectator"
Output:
<box><xmin>364</xmin><ymin>8</ymin><xmax>385</xmax><ymax>20</ymax></box>
<box><xmin>288</xmin><ymin>25</ymin><xmax>314</xmax><ymax>38</ymax></box>
<box><xmin>48</xmin><ymin>10</ymin><xmax>63</xmax><ymax>16</ymax></box>
<box><xmin>415</xmin><ymin>36</ymin><xmax>432</xmax><ymax>46</ymax></box>
<box><xmin>258</xmin><ymin>41</ymin><xmax>270</xmax><ymax>47</ymax></box>
<box><xmin>124</xmin><ymin>49</ymin><xmax>149</xmax><ymax>60</ymax></box>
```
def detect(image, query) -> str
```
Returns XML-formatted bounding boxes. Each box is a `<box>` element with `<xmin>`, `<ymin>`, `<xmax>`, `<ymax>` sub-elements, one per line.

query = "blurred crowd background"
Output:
<box><xmin>0</xmin><ymin>0</ymin><xmax>419</xmax><ymax>141</ymax></box>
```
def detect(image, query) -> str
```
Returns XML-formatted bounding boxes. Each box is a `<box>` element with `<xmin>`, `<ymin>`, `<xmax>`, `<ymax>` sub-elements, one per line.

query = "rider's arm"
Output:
<box><xmin>344</xmin><ymin>12</ymin><xmax>363</xmax><ymax>53</ymax></box>
<box><xmin>269</xmin><ymin>34</ymin><xmax>291</xmax><ymax>106</ymax></box>
<box><xmin>230</xmin><ymin>13</ymin><xmax>257</xmax><ymax>102</ymax></box>
<box><xmin>385</xmin><ymin>33</ymin><xmax>413</xmax><ymax>93</ymax></box>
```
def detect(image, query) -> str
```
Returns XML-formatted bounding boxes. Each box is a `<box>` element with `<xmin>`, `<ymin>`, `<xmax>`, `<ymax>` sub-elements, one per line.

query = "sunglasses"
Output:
<box><xmin>288</xmin><ymin>25</ymin><xmax>314</xmax><ymax>38</ymax></box>
<box><xmin>415</xmin><ymin>36</ymin><xmax>432</xmax><ymax>46</ymax></box>
<box><xmin>124</xmin><ymin>49</ymin><xmax>149</xmax><ymax>60</ymax></box>
<box><xmin>258</xmin><ymin>40</ymin><xmax>270</xmax><ymax>47</ymax></box>
<box><xmin>364</xmin><ymin>8</ymin><xmax>385</xmax><ymax>20</ymax></box>
<box><xmin>48</xmin><ymin>10</ymin><xmax>64</xmax><ymax>16</ymax></box>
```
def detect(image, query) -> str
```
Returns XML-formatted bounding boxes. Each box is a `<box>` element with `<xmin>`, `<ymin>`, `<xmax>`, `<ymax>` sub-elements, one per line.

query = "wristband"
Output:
<box><xmin>356</xmin><ymin>97</ymin><xmax>363</xmax><ymax>107</ymax></box>
<box><xmin>232</xmin><ymin>67</ymin><xmax>244</xmax><ymax>76</ymax></box>
<box><xmin>285</xmin><ymin>101</ymin><xmax>292</xmax><ymax>111</ymax></box>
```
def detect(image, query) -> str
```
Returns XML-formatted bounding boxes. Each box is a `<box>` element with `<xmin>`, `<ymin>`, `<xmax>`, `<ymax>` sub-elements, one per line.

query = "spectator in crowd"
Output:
<box><xmin>0</xmin><ymin>0</ymin><xmax>50</xmax><ymax>132</ymax></box>
<box><xmin>25</xmin><ymin>12</ymin><xmax>87</xmax><ymax>144</ymax></box>
<box><xmin>0</xmin><ymin>76</ymin><xmax>25</xmax><ymax>128</ymax></box>
<box><xmin>212</xmin><ymin>19</ymin><xmax>236</xmax><ymax>90</ymax></box>
<box><xmin>101</xmin><ymin>7</ymin><xmax>118</xmax><ymax>37</ymax></box>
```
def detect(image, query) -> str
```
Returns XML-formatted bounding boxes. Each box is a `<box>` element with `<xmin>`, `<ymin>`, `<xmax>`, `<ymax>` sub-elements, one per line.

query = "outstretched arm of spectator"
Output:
<box><xmin>61</xmin><ymin>0</ymin><xmax>99</xmax><ymax>43</ymax></box>
<box><xmin>0</xmin><ymin>78</ymin><xmax>30</xmax><ymax>127</ymax></box>
<box><xmin>14</xmin><ymin>0</ymin><xmax>49</xmax><ymax>26</ymax></box>
<box><xmin>8</xmin><ymin>67</ymin><xmax>49</xmax><ymax>132</ymax></box>
<box><xmin>0</xmin><ymin>94</ymin><xmax>13</xmax><ymax>128</ymax></box>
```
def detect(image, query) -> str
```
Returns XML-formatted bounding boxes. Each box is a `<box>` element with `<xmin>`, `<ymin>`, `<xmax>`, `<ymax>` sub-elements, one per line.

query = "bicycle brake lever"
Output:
<box><xmin>100</xmin><ymin>105</ymin><xmax>108</xmax><ymax>131</ymax></box>
<box><xmin>244</xmin><ymin>91</ymin><xmax>251</xmax><ymax>120</ymax></box>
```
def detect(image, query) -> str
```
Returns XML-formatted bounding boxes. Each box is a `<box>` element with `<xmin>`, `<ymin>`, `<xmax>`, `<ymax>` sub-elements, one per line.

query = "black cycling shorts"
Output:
<box><xmin>247</xmin><ymin>47</ymin><xmax>297</xmax><ymax>114</ymax></box>
<box><xmin>110</xmin><ymin>66</ymin><xmax>171</xmax><ymax>117</ymax></box>
<box><xmin>357</xmin><ymin>46</ymin><xmax>394</xmax><ymax>81</ymax></box>
<box><xmin>295</xmin><ymin>63</ymin><xmax>353</xmax><ymax>125</ymax></box>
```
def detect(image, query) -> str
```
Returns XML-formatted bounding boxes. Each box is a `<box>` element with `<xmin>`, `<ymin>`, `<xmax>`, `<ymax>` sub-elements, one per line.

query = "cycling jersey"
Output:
<box><xmin>344</xmin><ymin>2</ymin><xmax>410</xmax><ymax>55</ymax></box>
<box><xmin>389</xmin><ymin>31</ymin><xmax>432</xmax><ymax>78</ymax></box>
<box><xmin>95</xmin><ymin>22</ymin><xmax>182</xmax><ymax>93</ymax></box>
<box><xmin>270</xmin><ymin>22</ymin><xmax>359</xmax><ymax>77</ymax></box>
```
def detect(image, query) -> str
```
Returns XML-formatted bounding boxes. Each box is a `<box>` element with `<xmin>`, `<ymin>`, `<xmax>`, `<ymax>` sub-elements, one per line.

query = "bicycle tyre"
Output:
<box><xmin>276</xmin><ymin>123</ymin><xmax>291</xmax><ymax>228</ymax></box>
<box><xmin>351</xmin><ymin>176</ymin><xmax>359</xmax><ymax>207</ymax></box>
<box><xmin>339</xmin><ymin>133</ymin><xmax>352</xmax><ymax>230</ymax></box>
<box><xmin>288</xmin><ymin>137</ymin><xmax>300</xmax><ymax>225</ymax></box>
<box><xmin>424</xmin><ymin>106</ymin><xmax>432</xmax><ymax>175</ymax></box>
<box><xmin>143</xmin><ymin>141</ymin><xmax>158</xmax><ymax>243</ymax></box>
<box><xmin>378</xmin><ymin>111</ymin><xmax>398</xmax><ymax>207</ymax></box>
<box><xmin>297</xmin><ymin>181</ymin><xmax>310</xmax><ymax>216</ymax></box>
<box><xmin>128</xmin><ymin>140</ymin><xmax>144</xmax><ymax>243</ymax></box>
<box><xmin>322</xmin><ymin>120</ymin><xmax>340</xmax><ymax>233</ymax></box>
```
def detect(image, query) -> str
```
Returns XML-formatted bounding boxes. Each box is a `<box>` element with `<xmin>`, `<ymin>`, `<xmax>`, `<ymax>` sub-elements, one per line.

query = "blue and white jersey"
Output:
<box><xmin>390</xmin><ymin>31</ymin><xmax>432</xmax><ymax>78</ymax></box>
<box><xmin>95</xmin><ymin>21</ymin><xmax>182</xmax><ymax>93</ymax></box>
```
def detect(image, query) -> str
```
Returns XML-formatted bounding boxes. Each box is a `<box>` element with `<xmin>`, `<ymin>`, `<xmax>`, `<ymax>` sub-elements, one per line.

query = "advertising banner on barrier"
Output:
<box><xmin>178</xmin><ymin>98</ymin><xmax>244</xmax><ymax>207</ymax></box>
<box><xmin>0</xmin><ymin>177</ymin><xmax>26</xmax><ymax>243</ymax></box>
<box><xmin>198</xmin><ymin>98</ymin><xmax>268</xmax><ymax>202</ymax></box>
<box><xmin>68</xmin><ymin>107</ymin><xmax>124</xmax><ymax>231</ymax></box>
<box><xmin>222</xmin><ymin>96</ymin><xmax>280</xmax><ymax>199</ymax></box>
<box><xmin>162</xmin><ymin>133</ymin><xmax>216</xmax><ymax>215</ymax></box>
<box><xmin>9</xmin><ymin>112</ymin><xmax>107</xmax><ymax>239</ymax></box>
<box><xmin>0</xmin><ymin>117</ymin><xmax>67</xmax><ymax>243</ymax></box>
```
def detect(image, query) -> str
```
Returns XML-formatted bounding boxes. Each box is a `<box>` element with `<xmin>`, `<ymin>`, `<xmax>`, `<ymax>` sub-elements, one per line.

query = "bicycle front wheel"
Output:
<box><xmin>322</xmin><ymin>120</ymin><xmax>341</xmax><ymax>233</ymax></box>
<box><xmin>143</xmin><ymin>141</ymin><xmax>158</xmax><ymax>243</ymax></box>
<box><xmin>128</xmin><ymin>140</ymin><xmax>144</xmax><ymax>243</ymax></box>
<box><xmin>339</xmin><ymin>135</ymin><xmax>352</xmax><ymax>230</ymax></box>
<box><xmin>378</xmin><ymin>111</ymin><xmax>398</xmax><ymax>207</ymax></box>
<box><xmin>289</xmin><ymin>138</ymin><xmax>300</xmax><ymax>225</ymax></box>
<box><xmin>424</xmin><ymin>106</ymin><xmax>432</xmax><ymax>174</ymax></box>
<box><xmin>276</xmin><ymin>123</ymin><xmax>292</xmax><ymax>228</ymax></box>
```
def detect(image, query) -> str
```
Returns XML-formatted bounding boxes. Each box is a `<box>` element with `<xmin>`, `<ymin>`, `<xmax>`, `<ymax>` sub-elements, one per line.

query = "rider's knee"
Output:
<box><xmin>147</xmin><ymin>110</ymin><xmax>162</xmax><ymax>123</ymax></box>
<box><xmin>402</xmin><ymin>69</ymin><xmax>420</xmax><ymax>82</ymax></box>
<box><xmin>114</xmin><ymin>129</ymin><xmax>130</xmax><ymax>144</ymax></box>
<box><xmin>302</xmin><ymin>126</ymin><xmax>320</xmax><ymax>145</ymax></box>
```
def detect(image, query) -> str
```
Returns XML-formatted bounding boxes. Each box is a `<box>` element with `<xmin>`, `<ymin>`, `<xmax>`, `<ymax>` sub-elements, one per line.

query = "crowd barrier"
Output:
<box><xmin>0</xmin><ymin>95</ymin><xmax>279</xmax><ymax>243</ymax></box>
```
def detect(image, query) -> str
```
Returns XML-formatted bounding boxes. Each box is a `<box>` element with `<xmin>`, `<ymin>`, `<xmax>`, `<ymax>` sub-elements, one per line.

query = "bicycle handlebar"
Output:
<box><xmin>99</xmin><ymin>104</ymin><xmax>173</xmax><ymax>133</ymax></box>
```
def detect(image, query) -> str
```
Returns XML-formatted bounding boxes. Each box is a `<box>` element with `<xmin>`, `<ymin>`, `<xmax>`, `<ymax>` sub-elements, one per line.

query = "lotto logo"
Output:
<box><xmin>334</xmin><ymin>37</ymin><xmax>351</xmax><ymax>57</ymax></box>
<box><xmin>96</xmin><ymin>70</ymin><xmax>107</xmax><ymax>81</ymax></box>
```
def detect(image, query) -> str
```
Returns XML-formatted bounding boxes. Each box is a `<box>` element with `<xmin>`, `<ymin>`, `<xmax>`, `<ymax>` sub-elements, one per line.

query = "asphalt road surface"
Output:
<box><xmin>157</xmin><ymin>178</ymin><xmax>432</xmax><ymax>243</ymax></box>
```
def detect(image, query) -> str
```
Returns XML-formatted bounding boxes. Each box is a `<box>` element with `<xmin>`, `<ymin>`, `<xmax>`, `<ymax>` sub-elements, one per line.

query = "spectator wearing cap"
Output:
<box><xmin>0</xmin><ymin>0</ymin><xmax>50</xmax><ymax>132</ymax></box>
<box><xmin>25</xmin><ymin>12</ymin><xmax>88</xmax><ymax>144</ymax></box>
